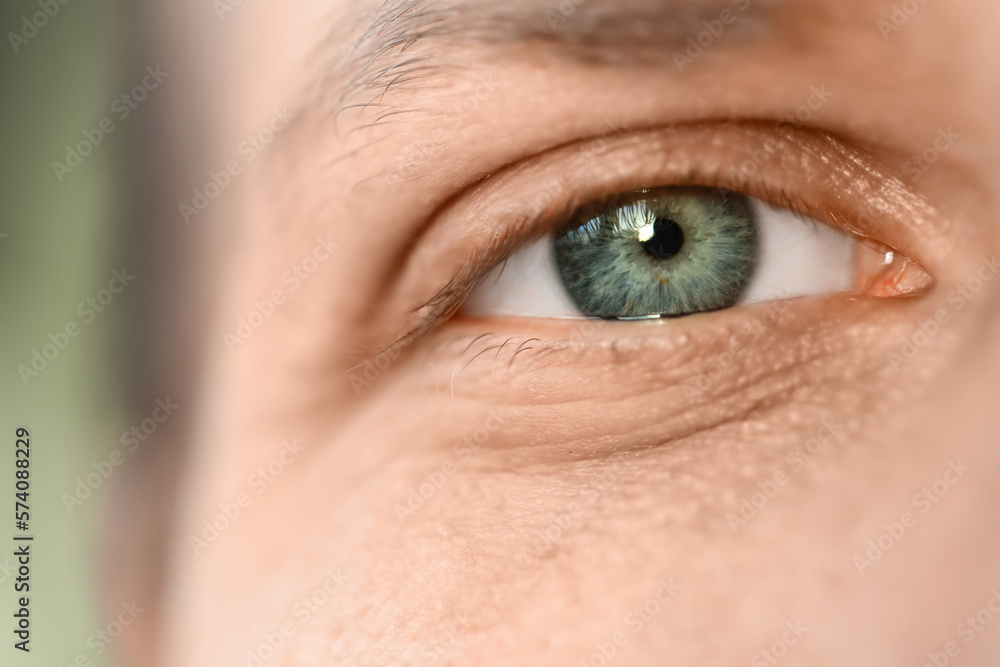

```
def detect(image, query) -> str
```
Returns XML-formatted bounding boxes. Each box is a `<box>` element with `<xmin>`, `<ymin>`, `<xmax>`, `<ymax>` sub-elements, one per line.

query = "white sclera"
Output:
<box><xmin>737</xmin><ymin>198</ymin><xmax>855</xmax><ymax>306</ymax></box>
<box><xmin>463</xmin><ymin>197</ymin><xmax>856</xmax><ymax>319</ymax></box>
<box><xmin>463</xmin><ymin>237</ymin><xmax>581</xmax><ymax>318</ymax></box>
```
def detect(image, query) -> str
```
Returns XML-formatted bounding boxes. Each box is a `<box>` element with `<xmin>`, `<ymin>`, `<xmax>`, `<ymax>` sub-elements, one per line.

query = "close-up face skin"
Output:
<box><xmin>118</xmin><ymin>0</ymin><xmax>1000</xmax><ymax>665</ymax></box>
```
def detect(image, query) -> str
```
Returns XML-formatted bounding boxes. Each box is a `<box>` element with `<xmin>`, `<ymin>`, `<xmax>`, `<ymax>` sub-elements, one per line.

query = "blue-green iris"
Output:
<box><xmin>553</xmin><ymin>187</ymin><xmax>758</xmax><ymax>318</ymax></box>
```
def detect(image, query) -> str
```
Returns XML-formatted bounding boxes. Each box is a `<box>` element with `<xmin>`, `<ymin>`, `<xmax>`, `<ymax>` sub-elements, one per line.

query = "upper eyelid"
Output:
<box><xmin>381</xmin><ymin>120</ymin><xmax>946</xmax><ymax>356</ymax></box>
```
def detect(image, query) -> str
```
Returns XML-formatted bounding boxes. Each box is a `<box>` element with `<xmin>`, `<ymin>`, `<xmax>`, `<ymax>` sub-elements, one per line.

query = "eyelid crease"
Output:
<box><xmin>377</xmin><ymin>120</ymin><xmax>947</xmax><ymax>361</ymax></box>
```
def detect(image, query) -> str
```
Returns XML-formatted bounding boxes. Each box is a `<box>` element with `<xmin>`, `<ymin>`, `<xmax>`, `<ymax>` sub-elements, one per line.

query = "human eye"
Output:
<box><xmin>402</xmin><ymin>123</ymin><xmax>935</xmax><ymax>331</ymax></box>
<box><xmin>464</xmin><ymin>185</ymin><xmax>893</xmax><ymax>320</ymax></box>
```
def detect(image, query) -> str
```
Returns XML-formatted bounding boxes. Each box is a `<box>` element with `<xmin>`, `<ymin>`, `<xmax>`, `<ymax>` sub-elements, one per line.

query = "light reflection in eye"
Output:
<box><xmin>463</xmin><ymin>186</ymin><xmax>875</xmax><ymax>320</ymax></box>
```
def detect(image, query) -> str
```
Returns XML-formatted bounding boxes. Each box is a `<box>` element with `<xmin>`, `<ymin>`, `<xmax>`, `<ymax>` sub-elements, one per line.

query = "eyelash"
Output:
<box><xmin>387</xmin><ymin>120</ymin><xmax>939</xmax><ymax>352</ymax></box>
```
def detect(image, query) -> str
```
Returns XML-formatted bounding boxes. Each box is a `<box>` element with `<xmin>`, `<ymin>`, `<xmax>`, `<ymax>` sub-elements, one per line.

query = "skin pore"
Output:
<box><xmin>125</xmin><ymin>0</ymin><xmax>1000</xmax><ymax>665</ymax></box>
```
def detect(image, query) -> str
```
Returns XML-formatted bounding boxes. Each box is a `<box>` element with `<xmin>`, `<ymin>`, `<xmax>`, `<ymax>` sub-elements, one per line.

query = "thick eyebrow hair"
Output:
<box><xmin>327</xmin><ymin>0</ymin><xmax>782</xmax><ymax>112</ymax></box>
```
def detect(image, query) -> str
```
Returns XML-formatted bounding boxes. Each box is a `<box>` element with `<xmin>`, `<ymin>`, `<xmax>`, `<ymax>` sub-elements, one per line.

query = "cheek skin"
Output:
<box><xmin>165</xmin><ymin>285</ymin><xmax>1000</xmax><ymax>666</ymax></box>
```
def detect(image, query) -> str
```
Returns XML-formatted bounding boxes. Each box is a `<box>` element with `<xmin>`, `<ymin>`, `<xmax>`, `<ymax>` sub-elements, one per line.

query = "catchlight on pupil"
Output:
<box><xmin>553</xmin><ymin>187</ymin><xmax>759</xmax><ymax>319</ymax></box>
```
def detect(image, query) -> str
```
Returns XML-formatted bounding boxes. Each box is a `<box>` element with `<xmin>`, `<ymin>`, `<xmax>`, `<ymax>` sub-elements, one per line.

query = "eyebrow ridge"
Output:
<box><xmin>327</xmin><ymin>0</ymin><xmax>780</xmax><ymax>115</ymax></box>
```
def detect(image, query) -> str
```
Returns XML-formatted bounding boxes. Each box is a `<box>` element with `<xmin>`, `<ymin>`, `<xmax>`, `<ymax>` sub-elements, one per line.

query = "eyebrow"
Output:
<box><xmin>447</xmin><ymin>0</ymin><xmax>775</xmax><ymax>48</ymax></box>
<box><xmin>329</xmin><ymin>0</ymin><xmax>787</xmax><ymax>112</ymax></box>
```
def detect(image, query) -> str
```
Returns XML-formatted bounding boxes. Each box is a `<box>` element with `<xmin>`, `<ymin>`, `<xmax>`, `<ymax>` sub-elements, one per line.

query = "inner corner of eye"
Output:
<box><xmin>461</xmin><ymin>187</ymin><xmax>928</xmax><ymax>322</ymax></box>
<box><xmin>854</xmin><ymin>238</ymin><xmax>934</xmax><ymax>299</ymax></box>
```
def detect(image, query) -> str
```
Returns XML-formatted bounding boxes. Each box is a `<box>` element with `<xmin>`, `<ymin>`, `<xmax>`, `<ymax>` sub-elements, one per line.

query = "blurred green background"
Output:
<box><xmin>1</xmin><ymin>0</ymin><xmax>126</xmax><ymax>664</ymax></box>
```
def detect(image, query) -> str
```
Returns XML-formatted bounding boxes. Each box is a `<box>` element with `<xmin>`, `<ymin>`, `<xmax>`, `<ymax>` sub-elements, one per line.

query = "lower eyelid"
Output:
<box><xmin>429</xmin><ymin>295</ymin><xmax>890</xmax><ymax>415</ymax></box>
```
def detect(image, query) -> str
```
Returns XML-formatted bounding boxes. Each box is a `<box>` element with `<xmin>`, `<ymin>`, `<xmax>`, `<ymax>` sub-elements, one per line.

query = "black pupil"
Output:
<box><xmin>640</xmin><ymin>218</ymin><xmax>685</xmax><ymax>260</ymax></box>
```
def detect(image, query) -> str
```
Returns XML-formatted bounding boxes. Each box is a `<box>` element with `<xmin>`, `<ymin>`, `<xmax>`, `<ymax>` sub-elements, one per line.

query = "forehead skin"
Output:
<box><xmin>140</xmin><ymin>0</ymin><xmax>1000</xmax><ymax>666</ymax></box>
